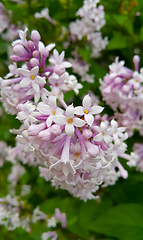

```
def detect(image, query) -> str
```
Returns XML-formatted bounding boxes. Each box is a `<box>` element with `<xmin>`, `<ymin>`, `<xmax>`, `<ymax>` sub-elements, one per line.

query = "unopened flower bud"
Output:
<box><xmin>133</xmin><ymin>55</ymin><xmax>140</xmax><ymax>71</ymax></box>
<box><xmin>82</xmin><ymin>129</ymin><xmax>93</xmax><ymax>139</ymax></box>
<box><xmin>28</xmin><ymin>122</ymin><xmax>46</xmax><ymax>136</ymax></box>
<box><xmin>27</xmin><ymin>40</ymin><xmax>35</xmax><ymax>53</ymax></box>
<box><xmin>31</xmin><ymin>30</ymin><xmax>41</xmax><ymax>42</ymax></box>
<box><xmin>33</xmin><ymin>50</ymin><xmax>40</xmax><ymax>59</ymax></box>
<box><xmin>13</xmin><ymin>45</ymin><xmax>26</xmax><ymax>57</ymax></box>
<box><xmin>29</xmin><ymin>58</ymin><xmax>39</xmax><ymax>68</ymax></box>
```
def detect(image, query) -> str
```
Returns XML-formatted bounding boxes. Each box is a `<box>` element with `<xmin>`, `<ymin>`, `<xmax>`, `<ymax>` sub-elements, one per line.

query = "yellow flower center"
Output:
<box><xmin>74</xmin><ymin>153</ymin><xmax>80</xmax><ymax>158</ymax></box>
<box><xmin>84</xmin><ymin>109</ymin><xmax>88</xmax><ymax>114</ymax></box>
<box><xmin>54</xmin><ymin>110</ymin><xmax>56</xmax><ymax>115</ymax></box>
<box><xmin>67</xmin><ymin>118</ymin><xmax>73</xmax><ymax>124</ymax></box>
<box><xmin>31</xmin><ymin>75</ymin><xmax>35</xmax><ymax>80</ymax></box>
<box><xmin>136</xmin><ymin>79</ymin><xmax>139</xmax><ymax>82</ymax></box>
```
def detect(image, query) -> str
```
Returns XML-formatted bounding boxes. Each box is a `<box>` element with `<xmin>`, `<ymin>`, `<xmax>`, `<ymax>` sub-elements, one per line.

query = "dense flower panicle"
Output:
<box><xmin>69</xmin><ymin>0</ymin><xmax>108</xmax><ymax>58</ymax></box>
<box><xmin>100</xmin><ymin>55</ymin><xmax>143</xmax><ymax>136</ymax></box>
<box><xmin>67</xmin><ymin>0</ymin><xmax>108</xmax><ymax>84</ymax></box>
<box><xmin>15</xmin><ymin>94</ymin><xmax>128</xmax><ymax>201</ymax></box>
<box><xmin>0</xmin><ymin>28</ymin><xmax>128</xmax><ymax>201</ymax></box>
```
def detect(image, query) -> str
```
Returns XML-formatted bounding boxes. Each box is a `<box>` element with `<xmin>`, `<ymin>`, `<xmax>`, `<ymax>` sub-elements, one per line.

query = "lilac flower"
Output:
<box><xmin>37</xmin><ymin>96</ymin><xmax>64</xmax><ymax>127</ymax></box>
<box><xmin>17</xmin><ymin>101</ymin><xmax>38</xmax><ymax>123</ymax></box>
<box><xmin>41</xmin><ymin>231</ymin><xmax>57</xmax><ymax>240</ymax></box>
<box><xmin>49</xmin><ymin>49</ymin><xmax>72</xmax><ymax>76</ymax></box>
<box><xmin>54</xmin><ymin>104</ymin><xmax>85</xmax><ymax>136</ymax></box>
<box><xmin>74</xmin><ymin>94</ymin><xmax>104</xmax><ymax>126</ymax></box>
<box><xmin>18</xmin><ymin>66</ymin><xmax>46</xmax><ymax>93</ymax></box>
<box><xmin>35</xmin><ymin>8</ymin><xmax>55</xmax><ymax>25</ymax></box>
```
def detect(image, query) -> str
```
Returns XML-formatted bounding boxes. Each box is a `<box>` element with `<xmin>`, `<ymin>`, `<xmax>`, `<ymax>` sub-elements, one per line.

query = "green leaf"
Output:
<box><xmin>78</xmin><ymin>44</ymin><xmax>92</xmax><ymax>62</ymax></box>
<box><xmin>107</xmin><ymin>34</ymin><xmax>127</xmax><ymax>50</ymax></box>
<box><xmin>0</xmin><ymin>42</ymin><xmax>7</xmax><ymax>55</ymax></box>
<box><xmin>30</xmin><ymin>224</ymin><xmax>48</xmax><ymax>240</ymax></box>
<box><xmin>79</xmin><ymin>198</ymin><xmax>112</xmax><ymax>238</ymax></box>
<box><xmin>89</xmin><ymin>203</ymin><xmax>143</xmax><ymax>240</ymax></box>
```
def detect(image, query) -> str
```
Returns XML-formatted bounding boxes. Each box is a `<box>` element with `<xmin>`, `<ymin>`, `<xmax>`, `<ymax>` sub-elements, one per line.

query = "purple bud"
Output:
<box><xmin>27</xmin><ymin>40</ymin><xmax>35</xmax><ymax>53</ymax></box>
<box><xmin>10</xmin><ymin>55</ymin><xmax>27</xmax><ymax>62</ymax></box>
<box><xmin>50</xmin><ymin>124</ymin><xmax>61</xmax><ymax>135</ymax></box>
<box><xmin>31</xmin><ymin>30</ymin><xmax>41</xmax><ymax>42</ymax></box>
<box><xmin>54</xmin><ymin>65</ymin><xmax>65</xmax><ymax>76</ymax></box>
<box><xmin>29</xmin><ymin>58</ymin><xmax>39</xmax><ymax>68</ymax></box>
<box><xmin>41</xmin><ymin>48</ymin><xmax>49</xmax><ymax>58</ymax></box>
<box><xmin>13</xmin><ymin>45</ymin><xmax>26</xmax><ymax>57</ymax></box>
<box><xmin>39</xmin><ymin>128</ymin><xmax>51</xmax><ymax>140</ymax></box>
<box><xmin>82</xmin><ymin>129</ymin><xmax>92</xmax><ymax>139</ymax></box>
<box><xmin>85</xmin><ymin>140</ymin><xmax>99</xmax><ymax>157</ymax></box>
<box><xmin>133</xmin><ymin>55</ymin><xmax>140</xmax><ymax>71</ymax></box>
<box><xmin>33</xmin><ymin>50</ymin><xmax>40</xmax><ymax>59</ymax></box>
<box><xmin>28</xmin><ymin>122</ymin><xmax>46</xmax><ymax>136</ymax></box>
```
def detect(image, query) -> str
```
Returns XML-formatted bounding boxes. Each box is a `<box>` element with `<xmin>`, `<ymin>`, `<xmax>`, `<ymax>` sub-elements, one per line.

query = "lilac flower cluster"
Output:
<box><xmin>100</xmin><ymin>55</ymin><xmax>143</xmax><ymax>137</ymax></box>
<box><xmin>0</xmin><ymin>194</ymin><xmax>66</xmax><ymax>238</ymax></box>
<box><xmin>0</xmin><ymin>140</ymin><xmax>67</xmax><ymax>239</ymax></box>
<box><xmin>0</xmin><ymin>28</ymin><xmax>128</xmax><ymax>201</ymax></box>
<box><xmin>69</xmin><ymin>0</ymin><xmax>108</xmax><ymax>58</ymax></box>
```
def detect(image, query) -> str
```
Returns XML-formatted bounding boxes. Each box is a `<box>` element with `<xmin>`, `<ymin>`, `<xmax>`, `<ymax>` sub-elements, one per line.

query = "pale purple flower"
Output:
<box><xmin>93</xmin><ymin>121</ymin><xmax>113</xmax><ymax>144</ymax></box>
<box><xmin>18</xmin><ymin>66</ymin><xmax>46</xmax><ymax>93</ymax></box>
<box><xmin>37</xmin><ymin>95</ymin><xmax>64</xmax><ymax>127</ymax></box>
<box><xmin>53</xmin><ymin>104</ymin><xmax>85</xmax><ymax>136</ymax></box>
<box><xmin>55</xmin><ymin>208</ymin><xmax>67</xmax><ymax>228</ymax></box>
<box><xmin>41</xmin><ymin>231</ymin><xmax>57</xmax><ymax>240</ymax></box>
<box><xmin>35</xmin><ymin>8</ymin><xmax>55</xmax><ymax>25</ymax></box>
<box><xmin>17</xmin><ymin>101</ymin><xmax>37</xmax><ymax>123</ymax></box>
<box><xmin>74</xmin><ymin>94</ymin><xmax>104</xmax><ymax>126</ymax></box>
<box><xmin>49</xmin><ymin>49</ymin><xmax>72</xmax><ymax>75</ymax></box>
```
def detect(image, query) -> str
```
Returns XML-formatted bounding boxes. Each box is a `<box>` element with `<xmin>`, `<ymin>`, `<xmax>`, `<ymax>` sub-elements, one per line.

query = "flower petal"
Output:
<box><xmin>100</xmin><ymin>121</ymin><xmax>107</xmax><ymax>132</ymax></box>
<box><xmin>83</xmin><ymin>94</ymin><xmax>91</xmax><ymax>110</ymax></box>
<box><xmin>73</xmin><ymin>117</ymin><xmax>85</xmax><ymax>127</ymax></box>
<box><xmin>94</xmin><ymin>133</ymin><xmax>103</xmax><ymax>141</ymax></box>
<box><xmin>66</xmin><ymin>105</ymin><xmax>74</xmax><ymax>118</ymax></box>
<box><xmin>65</xmin><ymin>124</ymin><xmax>74</xmax><ymax>136</ymax></box>
<box><xmin>32</xmin><ymin>82</ymin><xmax>40</xmax><ymax>93</ymax></box>
<box><xmin>53</xmin><ymin>115</ymin><xmax>66</xmax><ymax>125</ymax></box>
<box><xmin>74</xmin><ymin>106</ymin><xmax>84</xmax><ymax>116</ymax></box>
<box><xmin>35</xmin><ymin>76</ymin><xmax>46</xmax><ymax>85</ymax></box>
<box><xmin>18</xmin><ymin>68</ymin><xmax>30</xmax><ymax>77</ymax></box>
<box><xmin>37</xmin><ymin>102</ymin><xmax>51</xmax><ymax>115</ymax></box>
<box><xmin>85</xmin><ymin>113</ymin><xmax>94</xmax><ymax>126</ymax></box>
<box><xmin>19</xmin><ymin>78</ymin><xmax>30</xmax><ymax>88</ymax></box>
<box><xmin>90</xmin><ymin>106</ymin><xmax>104</xmax><ymax>114</ymax></box>
<box><xmin>31</xmin><ymin>66</ymin><xmax>39</xmax><ymax>75</ymax></box>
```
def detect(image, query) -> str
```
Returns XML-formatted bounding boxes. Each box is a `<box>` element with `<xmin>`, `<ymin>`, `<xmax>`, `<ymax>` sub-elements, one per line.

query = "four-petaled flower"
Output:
<box><xmin>74</xmin><ymin>94</ymin><xmax>104</xmax><ymax>126</ymax></box>
<box><xmin>18</xmin><ymin>66</ymin><xmax>46</xmax><ymax>93</ymax></box>
<box><xmin>53</xmin><ymin>104</ymin><xmax>85</xmax><ymax>136</ymax></box>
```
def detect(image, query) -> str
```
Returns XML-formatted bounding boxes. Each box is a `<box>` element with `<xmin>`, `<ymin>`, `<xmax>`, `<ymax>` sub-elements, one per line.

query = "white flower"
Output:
<box><xmin>18</xmin><ymin>66</ymin><xmax>46</xmax><ymax>92</ymax></box>
<box><xmin>53</xmin><ymin>104</ymin><xmax>85</xmax><ymax>136</ymax></box>
<box><xmin>94</xmin><ymin>121</ymin><xmax>113</xmax><ymax>144</ymax></box>
<box><xmin>47</xmin><ymin>216</ymin><xmax>57</xmax><ymax>228</ymax></box>
<box><xmin>74</xmin><ymin>94</ymin><xmax>104</xmax><ymax>126</ymax></box>
<box><xmin>37</xmin><ymin>95</ymin><xmax>64</xmax><ymax>127</ymax></box>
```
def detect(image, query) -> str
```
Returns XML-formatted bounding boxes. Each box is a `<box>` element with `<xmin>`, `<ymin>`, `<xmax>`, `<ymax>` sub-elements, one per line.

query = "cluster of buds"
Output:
<box><xmin>100</xmin><ymin>55</ymin><xmax>143</xmax><ymax>137</ymax></box>
<box><xmin>0</xmin><ymin>28</ymin><xmax>128</xmax><ymax>201</ymax></box>
<box><xmin>69</xmin><ymin>0</ymin><xmax>108</xmax><ymax>58</ymax></box>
